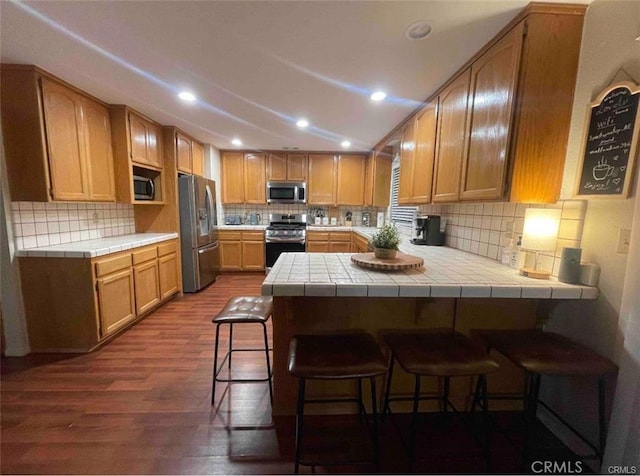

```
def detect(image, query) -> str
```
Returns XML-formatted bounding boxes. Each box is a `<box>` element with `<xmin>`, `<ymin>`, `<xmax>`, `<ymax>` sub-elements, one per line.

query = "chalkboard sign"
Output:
<box><xmin>575</xmin><ymin>82</ymin><xmax>640</xmax><ymax>198</ymax></box>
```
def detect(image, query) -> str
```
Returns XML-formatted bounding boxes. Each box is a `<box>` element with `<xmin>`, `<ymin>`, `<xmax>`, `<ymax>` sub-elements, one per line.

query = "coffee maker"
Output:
<box><xmin>411</xmin><ymin>215</ymin><xmax>445</xmax><ymax>246</ymax></box>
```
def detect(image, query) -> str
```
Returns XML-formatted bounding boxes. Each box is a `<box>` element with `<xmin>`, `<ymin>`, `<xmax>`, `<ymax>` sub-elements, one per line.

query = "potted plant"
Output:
<box><xmin>370</xmin><ymin>224</ymin><xmax>400</xmax><ymax>259</ymax></box>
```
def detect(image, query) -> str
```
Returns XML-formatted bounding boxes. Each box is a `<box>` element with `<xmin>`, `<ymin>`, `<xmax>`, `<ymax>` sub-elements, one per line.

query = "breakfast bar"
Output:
<box><xmin>261</xmin><ymin>243</ymin><xmax>598</xmax><ymax>416</ymax></box>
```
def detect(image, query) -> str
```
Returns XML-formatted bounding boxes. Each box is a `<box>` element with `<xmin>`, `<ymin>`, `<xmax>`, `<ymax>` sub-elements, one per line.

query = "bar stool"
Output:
<box><xmin>475</xmin><ymin>329</ymin><xmax>618</xmax><ymax>467</ymax></box>
<box><xmin>288</xmin><ymin>332</ymin><xmax>388</xmax><ymax>473</ymax></box>
<box><xmin>211</xmin><ymin>296</ymin><xmax>273</xmax><ymax>405</ymax></box>
<box><xmin>383</xmin><ymin>329</ymin><xmax>500</xmax><ymax>471</ymax></box>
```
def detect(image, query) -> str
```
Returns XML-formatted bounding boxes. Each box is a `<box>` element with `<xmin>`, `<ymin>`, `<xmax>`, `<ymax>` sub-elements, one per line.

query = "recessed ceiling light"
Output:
<box><xmin>341</xmin><ymin>140</ymin><xmax>351</xmax><ymax>148</ymax></box>
<box><xmin>370</xmin><ymin>91</ymin><xmax>387</xmax><ymax>102</ymax></box>
<box><xmin>231</xmin><ymin>138</ymin><xmax>242</xmax><ymax>146</ymax></box>
<box><xmin>178</xmin><ymin>91</ymin><xmax>196</xmax><ymax>102</ymax></box>
<box><xmin>296</xmin><ymin>119</ymin><xmax>309</xmax><ymax>128</ymax></box>
<box><xmin>404</xmin><ymin>20</ymin><xmax>432</xmax><ymax>40</ymax></box>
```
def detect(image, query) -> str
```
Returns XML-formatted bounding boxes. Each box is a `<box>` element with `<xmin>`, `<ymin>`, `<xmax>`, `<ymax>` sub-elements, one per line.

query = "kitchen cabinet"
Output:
<box><xmin>177</xmin><ymin>132</ymin><xmax>192</xmax><ymax>174</ymax></box>
<box><xmin>351</xmin><ymin>232</ymin><xmax>370</xmax><ymax>253</ymax></box>
<box><xmin>219</xmin><ymin>230</ymin><xmax>264</xmax><ymax>271</ymax></box>
<box><xmin>128</xmin><ymin>111</ymin><xmax>163</xmax><ymax>169</ymax></box>
<box><xmin>460</xmin><ymin>22</ymin><xmax>524</xmax><ymax>201</ymax></box>
<box><xmin>1</xmin><ymin>66</ymin><xmax>115</xmax><ymax>202</ymax></box>
<box><xmin>432</xmin><ymin>69</ymin><xmax>471</xmax><ymax>203</ymax></box>
<box><xmin>307</xmin><ymin>231</ymin><xmax>351</xmax><ymax>253</ymax></box>
<box><xmin>111</xmin><ymin>106</ymin><xmax>165</xmax><ymax>205</ymax></box>
<box><xmin>336</xmin><ymin>154</ymin><xmax>366</xmax><ymax>206</ymax></box>
<box><xmin>364</xmin><ymin>148</ymin><xmax>392</xmax><ymax>208</ymax></box>
<box><xmin>399</xmin><ymin>100</ymin><xmax>438</xmax><ymax>205</ymax></box>
<box><xmin>221</xmin><ymin>152</ymin><xmax>266</xmax><ymax>204</ymax></box>
<box><xmin>132</xmin><ymin>247</ymin><xmax>160</xmax><ymax>316</ymax></box>
<box><xmin>308</xmin><ymin>154</ymin><xmax>336</xmax><ymax>205</ymax></box>
<box><xmin>192</xmin><ymin>141</ymin><xmax>205</xmax><ymax>177</ymax></box>
<box><xmin>17</xmin><ymin>239</ymin><xmax>180</xmax><ymax>352</ymax></box>
<box><xmin>267</xmin><ymin>153</ymin><xmax>307</xmax><ymax>181</ymax></box>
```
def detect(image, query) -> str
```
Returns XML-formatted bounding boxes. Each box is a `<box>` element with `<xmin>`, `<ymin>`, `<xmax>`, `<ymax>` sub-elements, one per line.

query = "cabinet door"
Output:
<box><xmin>244</xmin><ymin>153</ymin><xmax>266</xmax><ymax>203</ymax></box>
<box><xmin>176</xmin><ymin>133</ymin><xmax>192</xmax><ymax>173</ymax></box>
<box><xmin>398</xmin><ymin>120</ymin><xmax>416</xmax><ymax>205</ymax></box>
<box><xmin>287</xmin><ymin>153</ymin><xmax>307</xmax><ymax>181</ymax></box>
<box><xmin>412</xmin><ymin>100</ymin><xmax>438</xmax><ymax>204</ymax></box>
<box><xmin>128</xmin><ymin>112</ymin><xmax>150</xmax><ymax>166</ymax></box>
<box><xmin>308</xmin><ymin>154</ymin><xmax>336</xmax><ymax>205</ymax></box>
<box><xmin>306</xmin><ymin>241</ymin><xmax>329</xmax><ymax>253</ymax></box>
<box><xmin>192</xmin><ymin>141</ymin><xmax>204</xmax><ymax>177</ymax></box>
<box><xmin>97</xmin><ymin>268</ymin><xmax>135</xmax><ymax>337</ymax></box>
<box><xmin>432</xmin><ymin>69</ymin><xmax>471</xmax><ymax>203</ymax></box>
<box><xmin>220</xmin><ymin>241</ymin><xmax>242</xmax><ymax>270</ymax></box>
<box><xmin>158</xmin><ymin>252</ymin><xmax>179</xmax><ymax>300</ymax></box>
<box><xmin>267</xmin><ymin>153</ymin><xmax>287</xmax><ymax>181</ymax></box>
<box><xmin>364</xmin><ymin>149</ymin><xmax>392</xmax><ymax>208</ymax></box>
<box><xmin>145</xmin><ymin>121</ymin><xmax>163</xmax><ymax>169</ymax></box>
<box><xmin>82</xmin><ymin>98</ymin><xmax>115</xmax><ymax>201</ymax></box>
<box><xmin>336</xmin><ymin>154</ymin><xmax>365</xmax><ymax>205</ymax></box>
<box><xmin>461</xmin><ymin>23</ymin><xmax>524</xmax><ymax>201</ymax></box>
<box><xmin>329</xmin><ymin>242</ymin><xmax>351</xmax><ymax>253</ymax></box>
<box><xmin>133</xmin><ymin>259</ymin><xmax>160</xmax><ymax>315</ymax></box>
<box><xmin>41</xmin><ymin>78</ymin><xmax>89</xmax><ymax>201</ymax></box>
<box><xmin>242</xmin><ymin>241</ymin><xmax>265</xmax><ymax>270</ymax></box>
<box><xmin>221</xmin><ymin>152</ymin><xmax>245</xmax><ymax>203</ymax></box>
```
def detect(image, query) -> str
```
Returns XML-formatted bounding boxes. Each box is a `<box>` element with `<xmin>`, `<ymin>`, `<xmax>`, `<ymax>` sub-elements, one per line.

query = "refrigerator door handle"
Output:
<box><xmin>205</xmin><ymin>185</ymin><xmax>215</xmax><ymax>232</ymax></box>
<box><xmin>198</xmin><ymin>241</ymin><xmax>219</xmax><ymax>254</ymax></box>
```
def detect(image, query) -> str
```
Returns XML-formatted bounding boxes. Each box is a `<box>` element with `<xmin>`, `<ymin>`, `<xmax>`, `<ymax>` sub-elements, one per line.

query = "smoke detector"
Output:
<box><xmin>404</xmin><ymin>20</ymin><xmax>432</xmax><ymax>40</ymax></box>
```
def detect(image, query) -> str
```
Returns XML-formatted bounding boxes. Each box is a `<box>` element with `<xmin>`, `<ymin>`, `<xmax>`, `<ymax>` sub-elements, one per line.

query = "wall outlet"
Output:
<box><xmin>617</xmin><ymin>228</ymin><xmax>630</xmax><ymax>254</ymax></box>
<box><xmin>504</xmin><ymin>221</ymin><xmax>514</xmax><ymax>233</ymax></box>
<box><xmin>92</xmin><ymin>211</ymin><xmax>99</xmax><ymax>224</ymax></box>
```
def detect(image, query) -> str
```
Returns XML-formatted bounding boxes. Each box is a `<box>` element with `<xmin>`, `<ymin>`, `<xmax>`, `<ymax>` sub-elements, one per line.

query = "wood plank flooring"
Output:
<box><xmin>1</xmin><ymin>273</ymin><xmax>576</xmax><ymax>474</ymax></box>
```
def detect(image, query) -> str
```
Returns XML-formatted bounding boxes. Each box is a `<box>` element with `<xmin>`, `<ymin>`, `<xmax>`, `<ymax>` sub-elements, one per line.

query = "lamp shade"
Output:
<box><xmin>521</xmin><ymin>208</ymin><xmax>561</xmax><ymax>251</ymax></box>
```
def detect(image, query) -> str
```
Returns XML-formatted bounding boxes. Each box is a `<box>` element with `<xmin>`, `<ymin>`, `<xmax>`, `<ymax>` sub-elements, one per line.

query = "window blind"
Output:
<box><xmin>390</xmin><ymin>166</ymin><xmax>417</xmax><ymax>228</ymax></box>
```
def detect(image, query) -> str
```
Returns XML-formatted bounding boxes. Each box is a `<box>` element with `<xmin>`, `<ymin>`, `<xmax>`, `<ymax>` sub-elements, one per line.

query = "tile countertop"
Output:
<box><xmin>261</xmin><ymin>237</ymin><xmax>598</xmax><ymax>300</ymax></box>
<box><xmin>15</xmin><ymin>233</ymin><xmax>179</xmax><ymax>258</ymax></box>
<box><xmin>216</xmin><ymin>225</ymin><xmax>267</xmax><ymax>230</ymax></box>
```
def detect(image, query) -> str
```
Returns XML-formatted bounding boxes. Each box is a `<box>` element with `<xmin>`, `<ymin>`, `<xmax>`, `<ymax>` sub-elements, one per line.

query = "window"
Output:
<box><xmin>390</xmin><ymin>163</ymin><xmax>417</xmax><ymax>229</ymax></box>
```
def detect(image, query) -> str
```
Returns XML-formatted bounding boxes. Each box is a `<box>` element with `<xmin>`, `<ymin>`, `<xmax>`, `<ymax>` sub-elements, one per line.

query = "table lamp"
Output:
<box><xmin>520</xmin><ymin>208</ymin><xmax>561</xmax><ymax>279</ymax></box>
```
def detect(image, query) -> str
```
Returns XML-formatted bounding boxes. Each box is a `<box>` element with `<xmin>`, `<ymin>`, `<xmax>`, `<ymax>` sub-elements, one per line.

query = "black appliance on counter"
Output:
<box><xmin>265</xmin><ymin>213</ymin><xmax>307</xmax><ymax>268</ymax></box>
<box><xmin>411</xmin><ymin>215</ymin><xmax>445</xmax><ymax>246</ymax></box>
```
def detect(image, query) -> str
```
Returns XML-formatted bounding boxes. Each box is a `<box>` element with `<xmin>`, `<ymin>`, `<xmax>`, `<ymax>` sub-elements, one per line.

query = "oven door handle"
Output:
<box><xmin>265</xmin><ymin>238</ymin><xmax>306</xmax><ymax>244</ymax></box>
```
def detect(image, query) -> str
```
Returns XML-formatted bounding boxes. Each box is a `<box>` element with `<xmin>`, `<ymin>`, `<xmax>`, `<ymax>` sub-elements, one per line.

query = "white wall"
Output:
<box><xmin>540</xmin><ymin>0</ymin><xmax>640</xmax><ymax>468</ymax></box>
<box><xmin>204</xmin><ymin>144</ymin><xmax>223</xmax><ymax>223</ymax></box>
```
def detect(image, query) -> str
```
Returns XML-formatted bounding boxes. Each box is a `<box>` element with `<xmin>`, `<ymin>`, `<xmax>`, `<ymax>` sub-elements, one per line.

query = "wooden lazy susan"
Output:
<box><xmin>351</xmin><ymin>252</ymin><xmax>424</xmax><ymax>271</ymax></box>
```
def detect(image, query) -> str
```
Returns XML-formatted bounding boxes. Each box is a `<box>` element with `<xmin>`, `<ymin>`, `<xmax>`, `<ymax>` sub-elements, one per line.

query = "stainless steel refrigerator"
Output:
<box><xmin>178</xmin><ymin>175</ymin><xmax>220</xmax><ymax>292</ymax></box>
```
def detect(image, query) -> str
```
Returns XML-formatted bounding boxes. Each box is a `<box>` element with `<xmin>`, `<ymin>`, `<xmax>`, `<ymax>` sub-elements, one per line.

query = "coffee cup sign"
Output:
<box><xmin>574</xmin><ymin>82</ymin><xmax>639</xmax><ymax>198</ymax></box>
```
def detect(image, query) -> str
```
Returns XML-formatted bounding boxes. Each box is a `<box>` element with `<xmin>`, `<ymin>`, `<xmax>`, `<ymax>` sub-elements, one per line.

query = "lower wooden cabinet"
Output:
<box><xmin>219</xmin><ymin>230</ymin><xmax>264</xmax><ymax>271</ymax></box>
<box><xmin>18</xmin><ymin>239</ymin><xmax>180</xmax><ymax>352</ymax></box>
<box><xmin>351</xmin><ymin>232</ymin><xmax>370</xmax><ymax>253</ymax></box>
<box><xmin>307</xmin><ymin>231</ymin><xmax>352</xmax><ymax>253</ymax></box>
<box><xmin>306</xmin><ymin>241</ymin><xmax>330</xmax><ymax>253</ymax></box>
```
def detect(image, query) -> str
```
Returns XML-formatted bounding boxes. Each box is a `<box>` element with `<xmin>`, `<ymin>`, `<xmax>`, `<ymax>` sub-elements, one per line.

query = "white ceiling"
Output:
<box><xmin>1</xmin><ymin>1</ymin><xmax>590</xmax><ymax>152</ymax></box>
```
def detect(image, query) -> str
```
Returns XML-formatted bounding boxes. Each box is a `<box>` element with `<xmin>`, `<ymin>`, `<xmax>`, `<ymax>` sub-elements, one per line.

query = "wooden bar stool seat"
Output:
<box><xmin>383</xmin><ymin>329</ymin><xmax>500</xmax><ymax>471</ymax></box>
<box><xmin>288</xmin><ymin>332</ymin><xmax>388</xmax><ymax>473</ymax></box>
<box><xmin>211</xmin><ymin>296</ymin><xmax>273</xmax><ymax>406</ymax></box>
<box><xmin>475</xmin><ymin>329</ymin><xmax>618</xmax><ymax>467</ymax></box>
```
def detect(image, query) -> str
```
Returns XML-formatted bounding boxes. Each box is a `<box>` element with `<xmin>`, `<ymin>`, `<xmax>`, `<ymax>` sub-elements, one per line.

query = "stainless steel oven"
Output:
<box><xmin>265</xmin><ymin>214</ymin><xmax>307</xmax><ymax>268</ymax></box>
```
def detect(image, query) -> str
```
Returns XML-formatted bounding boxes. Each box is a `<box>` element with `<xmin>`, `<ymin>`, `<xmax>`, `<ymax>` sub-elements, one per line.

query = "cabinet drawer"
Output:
<box><xmin>352</xmin><ymin>233</ymin><xmax>369</xmax><ymax>248</ymax></box>
<box><xmin>157</xmin><ymin>240</ymin><xmax>177</xmax><ymax>257</ymax></box>
<box><xmin>329</xmin><ymin>232</ymin><xmax>351</xmax><ymax>242</ymax></box>
<box><xmin>132</xmin><ymin>246</ymin><xmax>157</xmax><ymax>265</ymax></box>
<box><xmin>219</xmin><ymin>231</ymin><xmax>242</xmax><ymax>241</ymax></box>
<box><xmin>242</xmin><ymin>231</ymin><xmax>264</xmax><ymax>241</ymax></box>
<box><xmin>95</xmin><ymin>254</ymin><xmax>132</xmax><ymax>277</ymax></box>
<box><xmin>307</xmin><ymin>232</ymin><xmax>329</xmax><ymax>241</ymax></box>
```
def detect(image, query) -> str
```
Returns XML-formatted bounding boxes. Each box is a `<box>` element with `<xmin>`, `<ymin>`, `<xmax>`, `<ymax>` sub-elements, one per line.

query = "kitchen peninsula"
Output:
<box><xmin>261</xmin><ymin>234</ymin><xmax>598</xmax><ymax>416</ymax></box>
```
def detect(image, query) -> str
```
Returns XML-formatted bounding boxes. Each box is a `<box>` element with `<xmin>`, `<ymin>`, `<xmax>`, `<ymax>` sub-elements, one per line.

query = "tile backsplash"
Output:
<box><xmin>220</xmin><ymin>204</ymin><xmax>380</xmax><ymax>226</ymax></box>
<box><xmin>11</xmin><ymin>202</ymin><xmax>135</xmax><ymax>250</ymax></box>
<box><xmin>415</xmin><ymin>200</ymin><xmax>587</xmax><ymax>277</ymax></box>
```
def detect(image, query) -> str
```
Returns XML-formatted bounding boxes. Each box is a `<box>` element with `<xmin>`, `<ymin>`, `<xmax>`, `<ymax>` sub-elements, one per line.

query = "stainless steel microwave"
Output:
<box><xmin>266</xmin><ymin>182</ymin><xmax>306</xmax><ymax>204</ymax></box>
<box><xmin>133</xmin><ymin>175</ymin><xmax>155</xmax><ymax>200</ymax></box>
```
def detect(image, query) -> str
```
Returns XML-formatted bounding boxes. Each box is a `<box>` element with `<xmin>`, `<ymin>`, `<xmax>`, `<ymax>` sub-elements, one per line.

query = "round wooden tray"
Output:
<box><xmin>351</xmin><ymin>252</ymin><xmax>424</xmax><ymax>271</ymax></box>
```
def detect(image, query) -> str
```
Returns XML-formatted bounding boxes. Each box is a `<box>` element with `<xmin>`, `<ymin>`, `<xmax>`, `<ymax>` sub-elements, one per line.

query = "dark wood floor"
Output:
<box><xmin>1</xmin><ymin>273</ymin><xmax>577</xmax><ymax>475</ymax></box>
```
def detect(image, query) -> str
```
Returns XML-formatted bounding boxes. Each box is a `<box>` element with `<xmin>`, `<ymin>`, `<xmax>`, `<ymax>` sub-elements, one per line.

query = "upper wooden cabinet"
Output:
<box><xmin>128</xmin><ymin>111</ymin><xmax>162</xmax><ymax>169</ymax></box>
<box><xmin>267</xmin><ymin>153</ymin><xmax>307</xmax><ymax>181</ymax></box>
<box><xmin>364</xmin><ymin>148</ymin><xmax>392</xmax><ymax>208</ymax></box>
<box><xmin>221</xmin><ymin>152</ymin><xmax>266</xmax><ymax>204</ymax></box>
<box><xmin>336</xmin><ymin>154</ymin><xmax>366</xmax><ymax>206</ymax></box>
<box><xmin>460</xmin><ymin>22</ymin><xmax>524</xmax><ymax>201</ymax></box>
<box><xmin>1</xmin><ymin>66</ymin><xmax>115</xmax><ymax>202</ymax></box>
<box><xmin>176</xmin><ymin>132</ymin><xmax>192</xmax><ymax>174</ymax></box>
<box><xmin>397</xmin><ymin>101</ymin><xmax>439</xmax><ymax>206</ymax></box>
<box><xmin>308</xmin><ymin>154</ymin><xmax>337</xmax><ymax>205</ymax></box>
<box><xmin>432</xmin><ymin>69</ymin><xmax>471</xmax><ymax>203</ymax></box>
<box><xmin>192</xmin><ymin>141</ymin><xmax>205</xmax><ymax>177</ymax></box>
<box><xmin>110</xmin><ymin>106</ymin><xmax>164</xmax><ymax>205</ymax></box>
